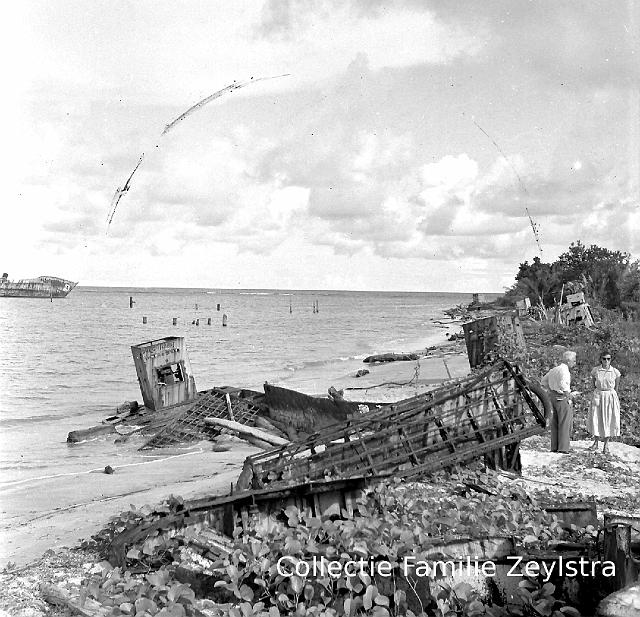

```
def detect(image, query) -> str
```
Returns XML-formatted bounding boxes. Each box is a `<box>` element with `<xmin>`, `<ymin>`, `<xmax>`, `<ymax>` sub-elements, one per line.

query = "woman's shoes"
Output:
<box><xmin>588</xmin><ymin>442</ymin><xmax>598</xmax><ymax>451</ymax></box>
<box><xmin>602</xmin><ymin>446</ymin><xmax>610</xmax><ymax>455</ymax></box>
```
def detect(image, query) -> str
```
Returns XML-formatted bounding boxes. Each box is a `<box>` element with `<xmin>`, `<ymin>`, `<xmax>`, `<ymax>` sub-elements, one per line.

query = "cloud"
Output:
<box><xmin>10</xmin><ymin>1</ymin><xmax>638</xmax><ymax>291</ymax></box>
<box><xmin>256</xmin><ymin>0</ymin><xmax>484</xmax><ymax>70</ymax></box>
<box><xmin>427</xmin><ymin>0</ymin><xmax>639</xmax><ymax>88</ymax></box>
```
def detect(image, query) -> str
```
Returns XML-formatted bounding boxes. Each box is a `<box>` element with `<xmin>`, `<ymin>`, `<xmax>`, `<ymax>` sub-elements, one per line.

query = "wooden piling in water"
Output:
<box><xmin>173</xmin><ymin>318</ymin><xmax>178</xmax><ymax>326</ymax></box>
<box><xmin>222</xmin><ymin>314</ymin><xmax>228</xmax><ymax>327</ymax></box>
<box><xmin>142</xmin><ymin>316</ymin><xmax>147</xmax><ymax>324</ymax></box>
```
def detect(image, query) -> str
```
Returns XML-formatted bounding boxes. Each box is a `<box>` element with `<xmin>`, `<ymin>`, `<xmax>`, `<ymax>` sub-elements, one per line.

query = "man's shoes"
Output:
<box><xmin>557</xmin><ymin>449</ymin><xmax>573</xmax><ymax>454</ymax></box>
<box><xmin>588</xmin><ymin>442</ymin><xmax>598</xmax><ymax>451</ymax></box>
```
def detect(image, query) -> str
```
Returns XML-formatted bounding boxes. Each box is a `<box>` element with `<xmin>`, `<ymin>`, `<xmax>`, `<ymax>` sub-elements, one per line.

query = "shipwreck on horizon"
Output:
<box><xmin>0</xmin><ymin>273</ymin><xmax>78</xmax><ymax>298</ymax></box>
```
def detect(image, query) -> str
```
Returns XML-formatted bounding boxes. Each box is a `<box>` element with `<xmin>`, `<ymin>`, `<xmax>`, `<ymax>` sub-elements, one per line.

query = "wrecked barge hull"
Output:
<box><xmin>239</xmin><ymin>359</ymin><xmax>551</xmax><ymax>490</ymax></box>
<box><xmin>108</xmin><ymin>475</ymin><xmax>374</xmax><ymax>567</ymax></box>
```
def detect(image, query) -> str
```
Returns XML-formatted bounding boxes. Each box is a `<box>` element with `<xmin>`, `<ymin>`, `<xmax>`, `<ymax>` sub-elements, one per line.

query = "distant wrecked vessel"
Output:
<box><xmin>0</xmin><ymin>272</ymin><xmax>78</xmax><ymax>298</ymax></box>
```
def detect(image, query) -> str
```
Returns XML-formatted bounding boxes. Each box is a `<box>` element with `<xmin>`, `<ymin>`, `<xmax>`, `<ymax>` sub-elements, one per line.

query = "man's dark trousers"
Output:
<box><xmin>550</xmin><ymin>394</ymin><xmax>573</xmax><ymax>452</ymax></box>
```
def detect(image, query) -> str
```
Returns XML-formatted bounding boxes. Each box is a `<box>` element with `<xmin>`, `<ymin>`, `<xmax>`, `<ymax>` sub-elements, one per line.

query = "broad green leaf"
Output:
<box><xmin>374</xmin><ymin>594</ymin><xmax>389</xmax><ymax>606</ymax></box>
<box><xmin>239</xmin><ymin>584</ymin><xmax>254</xmax><ymax>602</ymax></box>
<box><xmin>156</xmin><ymin>604</ymin><xmax>186</xmax><ymax>617</ymax></box>
<box><xmin>290</xmin><ymin>575</ymin><xmax>304</xmax><ymax>595</ymax></box>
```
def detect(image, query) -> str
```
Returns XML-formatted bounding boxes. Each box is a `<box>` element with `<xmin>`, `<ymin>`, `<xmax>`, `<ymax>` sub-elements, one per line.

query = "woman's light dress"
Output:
<box><xmin>587</xmin><ymin>366</ymin><xmax>621</xmax><ymax>438</ymax></box>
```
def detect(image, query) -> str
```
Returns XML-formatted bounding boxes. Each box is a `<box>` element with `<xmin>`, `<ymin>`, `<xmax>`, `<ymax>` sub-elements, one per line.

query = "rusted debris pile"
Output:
<box><xmin>140</xmin><ymin>387</ymin><xmax>264</xmax><ymax>450</ymax></box>
<box><xmin>137</xmin><ymin>382</ymin><xmax>366</xmax><ymax>450</ymax></box>
<box><xmin>236</xmin><ymin>359</ymin><xmax>550</xmax><ymax>491</ymax></box>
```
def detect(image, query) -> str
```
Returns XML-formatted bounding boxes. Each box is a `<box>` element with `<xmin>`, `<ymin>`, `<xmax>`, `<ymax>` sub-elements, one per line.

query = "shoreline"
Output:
<box><xmin>0</xmin><ymin>441</ymin><xmax>259</xmax><ymax>568</ymax></box>
<box><xmin>0</xmin><ymin>335</ymin><xmax>470</xmax><ymax>568</ymax></box>
<box><xmin>1</xmin><ymin>312</ymin><xmax>638</xmax><ymax>617</ymax></box>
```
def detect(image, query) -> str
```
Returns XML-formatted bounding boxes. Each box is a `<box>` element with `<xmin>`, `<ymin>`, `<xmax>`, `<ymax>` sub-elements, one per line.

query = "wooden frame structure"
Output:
<box><xmin>140</xmin><ymin>387</ymin><xmax>263</xmax><ymax>450</ymax></box>
<box><xmin>238</xmin><ymin>359</ymin><xmax>549</xmax><ymax>490</ymax></box>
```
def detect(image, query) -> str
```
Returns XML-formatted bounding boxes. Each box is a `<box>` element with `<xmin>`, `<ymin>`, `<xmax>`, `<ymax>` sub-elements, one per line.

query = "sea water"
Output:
<box><xmin>0</xmin><ymin>287</ymin><xmax>488</xmax><ymax>489</ymax></box>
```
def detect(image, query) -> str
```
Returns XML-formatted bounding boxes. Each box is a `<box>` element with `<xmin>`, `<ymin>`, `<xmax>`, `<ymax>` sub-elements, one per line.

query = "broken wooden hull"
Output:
<box><xmin>238</xmin><ymin>359</ymin><xmax>551</xmax><ymax>490</ymax></box>
<box><xmin>137</xmin><ymin>383</ymin><xmax>373</xmax><ymax>449</ymax></box>
<box><xmin>109</xmin><ymin>475</ymin><xmax>375</xmax><ymax>567</ymax></box>
<box><xmin>106</xmin><ymin>478</ymin><xmax>625</xmax><ymax>613</ymax></box>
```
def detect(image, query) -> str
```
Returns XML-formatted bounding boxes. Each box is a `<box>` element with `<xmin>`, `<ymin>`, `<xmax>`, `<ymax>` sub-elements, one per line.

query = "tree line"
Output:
<box><xmin>505</xmin><ymin>241</ymin><xmax>640</xmax><ymax>318</ymax></box>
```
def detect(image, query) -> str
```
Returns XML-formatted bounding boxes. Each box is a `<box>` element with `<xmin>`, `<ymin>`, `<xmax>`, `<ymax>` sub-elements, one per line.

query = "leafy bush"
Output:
<box><xmin>210</xmin><ymin>477</ymin><xmax>588</xmax><ymax>616</ymax></box>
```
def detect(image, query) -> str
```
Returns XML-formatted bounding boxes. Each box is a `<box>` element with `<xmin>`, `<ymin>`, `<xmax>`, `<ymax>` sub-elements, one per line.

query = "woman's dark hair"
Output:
<box><xmin>599</xmin><ymin>350</ymin><xmax>612</xmax><ymax>360</ymax></box>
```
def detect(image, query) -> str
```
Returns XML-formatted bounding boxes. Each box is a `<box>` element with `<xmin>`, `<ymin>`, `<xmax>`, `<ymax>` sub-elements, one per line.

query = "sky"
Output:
<box><xmin>3</xmin><ymin>0</ymin><xmax>639</xmax><ymax>292</ymax></box>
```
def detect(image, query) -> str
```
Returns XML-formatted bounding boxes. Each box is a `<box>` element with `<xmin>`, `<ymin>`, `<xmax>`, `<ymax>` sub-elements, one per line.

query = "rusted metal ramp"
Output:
<box><xmin>238</xmin><ymin>359</ymin><xmax>549</xmax><ymax>490</ymax></box>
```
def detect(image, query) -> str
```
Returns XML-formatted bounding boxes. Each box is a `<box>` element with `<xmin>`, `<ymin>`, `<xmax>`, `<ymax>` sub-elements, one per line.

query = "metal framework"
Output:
<box><xmin>239</xmin><ymin>359</ymin><xmax>548</xmax><ymax>490</ymax></box>
<box><xmin>140</xmin><ymin>387</ymin><xmax>263</xmax><ymax>450</ymax></box>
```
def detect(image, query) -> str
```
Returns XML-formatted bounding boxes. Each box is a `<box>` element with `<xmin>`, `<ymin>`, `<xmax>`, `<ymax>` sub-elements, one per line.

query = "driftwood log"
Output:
<box><xmin>204</xmin><ymin>417</ymin><xmax>290</xmax><ymax>447</ymax></box>
<box><xmin>363</xmin><ymin>352</ymin><xmax>420</xmax><ymax>363</ymax></box>
<box><xmin>67</xmin><ymin>424</ymin><xmax>117</xmax><ymax>443</ymax></box>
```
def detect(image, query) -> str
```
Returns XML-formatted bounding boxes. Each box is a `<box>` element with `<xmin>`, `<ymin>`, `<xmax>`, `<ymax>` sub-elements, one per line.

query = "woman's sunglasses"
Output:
<box><xmin>601</xmin><ymin>357</ymin><xmax>611</xmax><ymax>360</ymax></box>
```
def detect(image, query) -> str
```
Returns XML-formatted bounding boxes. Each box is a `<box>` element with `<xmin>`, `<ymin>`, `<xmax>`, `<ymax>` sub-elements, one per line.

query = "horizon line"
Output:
<box><xmin>75</xmin><ymin>285</ymin><xmax>504</xmax><ymax>294</ymax></box>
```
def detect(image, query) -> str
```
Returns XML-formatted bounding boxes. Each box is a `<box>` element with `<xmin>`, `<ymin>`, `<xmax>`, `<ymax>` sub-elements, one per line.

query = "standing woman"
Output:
<box><xmin>587</xmin><ymin>351</ymin><xmax>621</xmax><ymax>454</ymax></box>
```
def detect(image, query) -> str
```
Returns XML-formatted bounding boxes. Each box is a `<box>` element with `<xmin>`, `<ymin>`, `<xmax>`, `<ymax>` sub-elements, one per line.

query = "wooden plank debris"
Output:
<box><xmin>204</xmin><ymin>417</ymin><xmax>290</xmax><ymax>446</ymax></box>
<box><xmin>237</xmin><ymin>359</ymin><xmax>549</xmax><ymax>490</ymax></box>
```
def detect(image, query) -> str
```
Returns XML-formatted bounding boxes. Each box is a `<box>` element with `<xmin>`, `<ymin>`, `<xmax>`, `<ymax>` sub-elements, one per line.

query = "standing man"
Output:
<box><xmin>541</xmin><ymin>350</ymin><xmax>577</xmax><ymax>453</ymax></box>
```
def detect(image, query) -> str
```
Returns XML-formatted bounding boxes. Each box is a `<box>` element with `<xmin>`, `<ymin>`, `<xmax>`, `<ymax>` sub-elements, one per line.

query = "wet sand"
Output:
<box><xmin>0</xmin><ymin>442</ymin><xmax>259</xmax><ymax>567</ymax></box>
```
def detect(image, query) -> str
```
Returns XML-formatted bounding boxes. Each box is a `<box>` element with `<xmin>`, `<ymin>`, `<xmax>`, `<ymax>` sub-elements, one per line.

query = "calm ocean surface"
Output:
<box><xmin>0</xmin><ymin>287</ymin><xmax>487</xmax><ymax>488</ymax></box>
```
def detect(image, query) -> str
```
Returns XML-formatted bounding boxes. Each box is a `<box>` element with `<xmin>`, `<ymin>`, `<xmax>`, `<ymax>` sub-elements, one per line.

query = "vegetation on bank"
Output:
<box><xmin>501</xmin><ymin>307</ymin><xmax>640</xmax><ymax>446</ymax></box>
<box><xmin>75</xmin><ymin>472</ymin><xmax>599</xmax><ymax>617</ymax></box>
<box><xmin>491</xmin><ymin>241</ymin><xmax>640</xmax><ymax>444</ymax></box>
<box><xmin>504</xmin><ymin>241</ymin><xmax>640</xmax><ymax>317</ymax></box>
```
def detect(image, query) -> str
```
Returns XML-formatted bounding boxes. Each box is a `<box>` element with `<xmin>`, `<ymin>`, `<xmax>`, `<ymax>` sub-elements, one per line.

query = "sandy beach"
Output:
<box><xmin>0</xmin><ymin>442</ymin><xmax>259</xmax><ymax>568</ymax></box>
<box><xmin>0</xmin><ymin>340</ymin><xmax>471</xmax><ymax>569</ymax></box>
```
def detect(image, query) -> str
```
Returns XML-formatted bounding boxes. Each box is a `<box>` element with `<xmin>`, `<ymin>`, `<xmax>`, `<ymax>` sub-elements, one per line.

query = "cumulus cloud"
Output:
<box><xmin>257</xmin><ymin>0</ymin><xmax>483</xmax><ymax>70</ymax></box>
<box><xmin>427</xmin><ymin>0</ymin><xmax>639</xmax><ymax>88</ymax></box>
